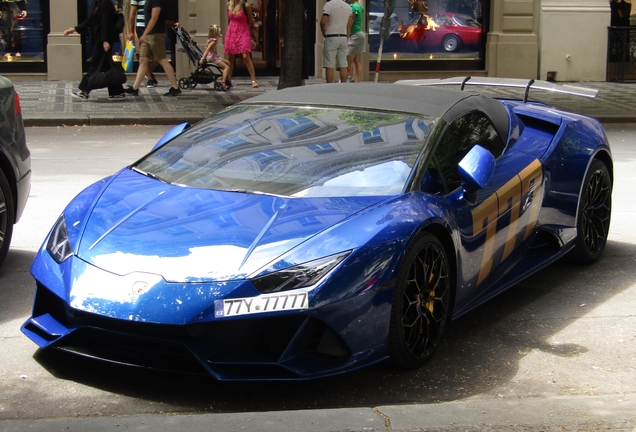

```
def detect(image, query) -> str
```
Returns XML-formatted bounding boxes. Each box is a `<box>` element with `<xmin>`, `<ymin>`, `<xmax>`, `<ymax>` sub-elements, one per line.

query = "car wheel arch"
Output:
<box><xmin>593</xmin><ymin>150</ymin><xmax>613</xmax><ymax>183</ymax></box>
<box><xmin>0</xmin><ymin>153</ymin><xmax>17</xmax><ymax>213</ymax></box>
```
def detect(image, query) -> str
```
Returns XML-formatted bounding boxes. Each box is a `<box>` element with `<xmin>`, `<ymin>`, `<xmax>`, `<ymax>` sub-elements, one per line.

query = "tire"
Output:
<box><xmin>568</xmin><ymin>159</ymin><xmax>612</xmax><ymax>265</ymax></box>
<box><xmin>178</xmin><ymin>77</ymin><xmax>190</xmax><ymax>90</ymax></box>
<box><xmin>0</xmin><ymin>21</ymin><xmax>10</xmax><ymax>53</ymax></box>
<box><xmin>214</xmin><ymin>81</ymin><xmax>223</xmax><ymax>91</ymax></box>
<box><xmin>191</xmin><ymin>81</ymin><xmax>198</xmax><ymax>89</ymax></box>
<box><xmin>389</xmin><ymin>232</ymin><xmax>453</xmax><ymax>369</ymax></box>
<box><xmin>0</xmin><ymin>169</ymin><xmax>15</xmax><ymax>267</ymax></box>
<box><xmin>442</xmin><ymin>34</ymin><xmax>461</xmax><ymax>52</ymax></box>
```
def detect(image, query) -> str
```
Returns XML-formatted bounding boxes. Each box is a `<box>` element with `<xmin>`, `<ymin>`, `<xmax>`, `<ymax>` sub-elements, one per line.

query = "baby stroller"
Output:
<box><xmin>173</xmin><ymin>26</ymin><xmax>225</xmax><ymax>91</ymax></box>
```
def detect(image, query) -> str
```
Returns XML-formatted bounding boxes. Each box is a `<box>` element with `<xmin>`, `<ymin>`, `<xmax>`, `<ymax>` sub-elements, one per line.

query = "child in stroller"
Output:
<box><xmin>174</xmin><ymin>25</ymin><xmax>227</xmax><ymax>91</ymax></box>
<box><xmin>200</xmin><ymin>25</ymin><xmax>230</xmax><ymax>90</ymax></box>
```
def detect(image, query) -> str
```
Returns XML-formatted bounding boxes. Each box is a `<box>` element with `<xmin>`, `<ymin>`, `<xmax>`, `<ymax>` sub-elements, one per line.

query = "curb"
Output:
<box><xmin>1</xmin><ymin>394</ymin><xmax>634</xmax><ymax>432</ymax></box>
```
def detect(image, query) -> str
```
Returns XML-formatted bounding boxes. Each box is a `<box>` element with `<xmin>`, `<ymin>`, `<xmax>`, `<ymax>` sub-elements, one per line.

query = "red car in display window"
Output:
<box><xmin>400</xmin><ymin>12</ymin><xmax>482</xmax><ymax>53</ymax></box>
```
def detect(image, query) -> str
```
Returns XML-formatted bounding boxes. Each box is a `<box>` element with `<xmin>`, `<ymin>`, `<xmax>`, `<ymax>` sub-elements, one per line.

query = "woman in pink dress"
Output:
<box><xmin>225</xmin><ymin>0</ymin><xmax>258</xmax><ymax>88</ymax></box>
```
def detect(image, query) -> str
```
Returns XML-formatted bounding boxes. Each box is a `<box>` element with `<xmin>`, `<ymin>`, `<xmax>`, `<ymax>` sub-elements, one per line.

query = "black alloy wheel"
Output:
<box><xmin>570</xmin><ymin>159</ymin><xmax>612</xmax><ymax>264</ymax></box>
<box><xmin>0</xmin><ymin>169</ymin><xmax>15</xmax><ymax>267</ymax></box>
<box><xmin>389</xmin><ymin>232</ymin><xmax>453</xmax><ymax>369</ymax></box>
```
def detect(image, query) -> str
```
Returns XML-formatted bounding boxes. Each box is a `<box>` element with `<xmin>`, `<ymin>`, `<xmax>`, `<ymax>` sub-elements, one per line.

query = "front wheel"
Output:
<box><xmin>0</xmin><ymin>169</ymin><xmax>15</xmax><ymax>267</ymax></box>
<box><xmin>178</xmin><ymin>77</ymin><xmax>190</xmax><ymax>89</ymax></box>
<box><xmin>568</xmin><ymin>159</ymin><xmax>612</xmax><ymax>264</ymax></box>
<box><xmin>389</xmin><ymin>232</ymin><xmax>453</xmax><ymax>369</ymax></box>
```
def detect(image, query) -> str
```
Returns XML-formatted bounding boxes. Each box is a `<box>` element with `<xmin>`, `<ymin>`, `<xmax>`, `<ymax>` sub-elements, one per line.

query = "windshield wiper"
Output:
<box><xmin>131</xmin><ymin>166</ymin><xmax>158</xmax><ymax>179</ymax></box>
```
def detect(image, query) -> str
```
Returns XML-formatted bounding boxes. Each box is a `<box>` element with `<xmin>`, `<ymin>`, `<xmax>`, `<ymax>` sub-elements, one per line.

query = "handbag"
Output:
<box><xmin>122</xmin><ymin>40</ymin><xmax>135</xmax><ymax>72</ymax></box>
<box><xmin>86</xmin><ymin>54</ymin><xmax>127</xmax><ymax>90</ymax></box>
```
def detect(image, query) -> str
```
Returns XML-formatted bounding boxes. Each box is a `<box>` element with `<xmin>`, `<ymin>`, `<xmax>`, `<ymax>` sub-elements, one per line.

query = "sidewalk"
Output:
<box><xmin>13</xmin><ymin>76</ymin><xmax>636</xmax><ymax>127</ymax></box>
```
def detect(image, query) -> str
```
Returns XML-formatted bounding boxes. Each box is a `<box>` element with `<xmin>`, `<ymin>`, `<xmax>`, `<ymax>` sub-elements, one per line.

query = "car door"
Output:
<box><xmin>425</xmin><ymin>111</ymin><xmax>544</xmax><ymax>306</ymax></box>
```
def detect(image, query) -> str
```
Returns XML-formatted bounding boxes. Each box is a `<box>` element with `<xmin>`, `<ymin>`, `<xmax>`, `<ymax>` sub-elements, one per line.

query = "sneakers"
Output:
<box><xmin>221</xmin><ymin>81</ymin><xmax>227</xmax><ymax>91</ymax></box>
<box><xmin>108</xmin><ymin>93</ymin><xmax>125</xmax><ymax>99</ymax></box>
<box><xmin>346</xmin><ymin>76</ymin><xmax>356</xmax><ymax>83</ymax></box>
<box><xmin>164</xmin><ymin>87</ymin><xmax>182</xmax><ymax>97</ymax></box>
<box><xmin>124</xmin><ymin>85</ymin><xmax>139</xmax><ymax>96</ymax></box>
<box><xmin>146</xmin><ymin>75</ymin><xmax>158</xmax><ymax>88</ymax></box>
<box><xmin>72</xmin><ymin>90</ymin><xmax>89</xmax><ymax>100</ymax></box>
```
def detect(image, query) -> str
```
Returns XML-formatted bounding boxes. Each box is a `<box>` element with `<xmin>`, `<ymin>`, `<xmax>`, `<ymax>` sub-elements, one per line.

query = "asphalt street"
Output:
<box><xmin>0</xmin><ymin>77</ymin><xmax>635</xmax><ymax>431</ymax></box>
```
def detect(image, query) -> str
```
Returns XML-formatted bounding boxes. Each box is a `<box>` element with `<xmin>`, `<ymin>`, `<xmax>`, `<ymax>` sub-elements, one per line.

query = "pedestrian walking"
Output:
<box><xmin>346</xmin><ymin>0</ymin><xmax>365</xmax><ymax>83</ymax></box>
<box><xmin>128</xmin><ymin>0</ymin><xmax>159</xmax><ymax>88</ymax></box>
<box><xmin>64</xmin><ymin>0</ymin><xmax>126</xmax><ymax>100</ymax></box>
<box><xmin>125</xmin><ymin>0</ymin><xmax>181</xmax><ymax>96</ymax></box>
<box><xmin>225</xmin><ymin>0</ymin><xmax>258</xmax><ymax>89</ymax></box>
<box><xmin>320</xmin><ymin>0</ymin><xmax>353</xmax><ymax>84</ymax></box>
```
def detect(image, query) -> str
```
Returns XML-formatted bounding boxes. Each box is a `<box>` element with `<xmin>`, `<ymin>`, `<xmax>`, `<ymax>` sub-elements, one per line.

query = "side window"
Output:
<box><xmin>433</xmin><ymin>112</ymin><xmax>504</xmax><ymax>192</ymax></box>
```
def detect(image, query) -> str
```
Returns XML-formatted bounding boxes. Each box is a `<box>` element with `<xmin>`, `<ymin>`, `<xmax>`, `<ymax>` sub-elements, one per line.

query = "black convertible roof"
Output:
<box><xmin>242</xmin><ymin>83</ymin><xmax>510</xmax><ymax>141</ymax></box>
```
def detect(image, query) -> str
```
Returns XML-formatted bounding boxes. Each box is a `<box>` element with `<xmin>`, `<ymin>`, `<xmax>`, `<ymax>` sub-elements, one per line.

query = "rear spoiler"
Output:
<box><xmin>394</xmin><ymin>77</ymin><xmax>598</xmax><ymax>103</ymax></box>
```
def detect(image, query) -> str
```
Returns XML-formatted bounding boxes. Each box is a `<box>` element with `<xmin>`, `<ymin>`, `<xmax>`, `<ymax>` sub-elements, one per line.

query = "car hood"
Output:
<box><xmin>76</xmin><ymin>170</ymin><xmax>386</xmax><ymax>283</ymax></box>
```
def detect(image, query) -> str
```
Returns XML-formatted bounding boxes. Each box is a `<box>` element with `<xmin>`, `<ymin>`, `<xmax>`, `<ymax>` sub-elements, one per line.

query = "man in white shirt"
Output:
<box><xmin>320</xmin><ymin>0</ymin><xmax>353</xmax><ymax>83</ymax></box>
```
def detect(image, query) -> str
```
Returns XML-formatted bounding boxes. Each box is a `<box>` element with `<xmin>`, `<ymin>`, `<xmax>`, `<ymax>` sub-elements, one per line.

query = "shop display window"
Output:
<box><xmin>368</xmin><ymin>0</ymin><xmax>486</xmax><ymax>70</ymax></box>
<box><xmin>0</xmin><ymin>0</ymin><xmax>48</xmax><ymax>71</ymax></box>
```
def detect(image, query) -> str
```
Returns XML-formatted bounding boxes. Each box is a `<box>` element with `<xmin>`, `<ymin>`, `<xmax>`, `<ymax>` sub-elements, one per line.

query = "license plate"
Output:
<box><xmin>214</xmin><ymin>292</ymin><xmax>308</xmax><ymax>318</ymax></box>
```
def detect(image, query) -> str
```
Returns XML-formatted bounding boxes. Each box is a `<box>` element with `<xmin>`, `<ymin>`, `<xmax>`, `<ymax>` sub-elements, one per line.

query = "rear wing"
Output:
<box><xmin>394</xmin><ymin>77</ymin><xmax>598</xmax><ymax>103</ymax></box>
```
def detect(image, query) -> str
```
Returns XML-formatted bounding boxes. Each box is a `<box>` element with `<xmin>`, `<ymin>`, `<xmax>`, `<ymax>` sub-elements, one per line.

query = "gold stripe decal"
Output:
<box><xmin>471</xmin><ymin>159</ymin><xmax>543</xmax><ymax>285</ymax></box>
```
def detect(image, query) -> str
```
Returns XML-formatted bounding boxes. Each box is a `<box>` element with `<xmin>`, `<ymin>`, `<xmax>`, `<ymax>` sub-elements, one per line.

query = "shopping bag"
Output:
<box><xmin>122</xmin><ymin>40</ymin><xmax>135</xmax><ymax>73</ymax></box>
<box><xmin>86</xmin><ymin>55</ymin><xmax>127</xmax><ymax>90</ymax></box>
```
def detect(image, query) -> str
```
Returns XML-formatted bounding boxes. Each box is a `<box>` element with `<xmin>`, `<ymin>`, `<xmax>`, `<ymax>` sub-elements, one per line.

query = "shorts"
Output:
<box><xmin>348</xmin><ymin>32</ymin><xmax>366</xmax><ymax>56</ymax></box>
<box><xmin>323</xmin><ymin>36</ymin><xmax>348</xmax><ymax>69</ymax></box>
<box><xmin>133</xmin><ymin>26</ymin><xmax>145</xmax><ymax>54</ymax></box>
<box><xmin>140</xmin><ymin>33</ymin><xmax>167</xmax><ymax>61</ymax></box>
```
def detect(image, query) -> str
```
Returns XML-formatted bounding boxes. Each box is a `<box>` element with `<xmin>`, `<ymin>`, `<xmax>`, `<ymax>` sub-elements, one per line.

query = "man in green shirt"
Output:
<box><xmin>346</xmin><ymin>0</ymin><xmax>365</xmax><ymax>83</ymax></box>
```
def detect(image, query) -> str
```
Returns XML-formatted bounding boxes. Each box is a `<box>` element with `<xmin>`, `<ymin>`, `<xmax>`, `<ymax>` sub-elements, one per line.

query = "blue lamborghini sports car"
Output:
<box><xmin>22</xmin><ymin>79</ymin><xmax>612</xmax><ymax>381</ymax></box>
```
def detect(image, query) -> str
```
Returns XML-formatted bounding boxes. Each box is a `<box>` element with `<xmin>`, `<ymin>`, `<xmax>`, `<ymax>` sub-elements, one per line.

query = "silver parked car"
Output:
<box><xmin>0</xmin><ymin>75</ymin><xmax>30</xmax><ymax>267</ymax></box>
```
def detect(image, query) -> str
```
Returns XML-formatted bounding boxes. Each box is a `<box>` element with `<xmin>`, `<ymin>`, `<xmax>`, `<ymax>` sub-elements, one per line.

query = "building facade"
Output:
<box><xmin>0</xmin><ymin>0</ymin><xmax>614</xmax><ymax>82</ymax></box>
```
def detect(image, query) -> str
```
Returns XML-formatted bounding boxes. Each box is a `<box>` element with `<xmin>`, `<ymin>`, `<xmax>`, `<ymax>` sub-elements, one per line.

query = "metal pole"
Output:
<box><xmin>374</xmin><ymin>0</ymin><xmax>395</xmax><ymax>83</ymax></box>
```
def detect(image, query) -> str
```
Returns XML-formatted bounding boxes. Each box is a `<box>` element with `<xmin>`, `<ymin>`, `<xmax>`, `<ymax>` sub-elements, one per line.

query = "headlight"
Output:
<box><xmin>46</xmin><ymin>215</ymin><xmax>73</xmax><ymax>264</ymax></box>
<box><xmin>251</xmin><ymin>251</ymin><xmax>351</xmax><ymax>294</ymax></box>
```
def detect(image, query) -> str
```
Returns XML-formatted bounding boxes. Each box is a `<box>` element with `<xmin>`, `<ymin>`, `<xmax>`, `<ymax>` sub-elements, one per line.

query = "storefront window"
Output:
<box><xmin>0</xmin><ymin>0</ymin><xmax>48</xmax><ymax>71</ymax></box>
<box><xmin>368</xmin><ymin>0</ymin><xmax>486</xmax><ymax>70</ymax></box>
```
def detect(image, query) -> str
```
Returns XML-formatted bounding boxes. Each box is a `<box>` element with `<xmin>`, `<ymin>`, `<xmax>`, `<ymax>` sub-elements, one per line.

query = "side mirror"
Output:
<box><xmin>458</xmin><ymin>144</ymin><xmax>495</xmax><ymax>193</ymax></box>
<box><xmin>152</xmin><ymin>122</ymin><xmax>191</xmax><ymax>150</ymax></box>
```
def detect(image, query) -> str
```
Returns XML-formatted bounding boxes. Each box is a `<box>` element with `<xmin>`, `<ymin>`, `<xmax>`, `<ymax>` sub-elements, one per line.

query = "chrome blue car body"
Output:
<box><xmin>22</xmin><ymin>82</ymin><xmax>612</xmax><ymax>381</ymax></box>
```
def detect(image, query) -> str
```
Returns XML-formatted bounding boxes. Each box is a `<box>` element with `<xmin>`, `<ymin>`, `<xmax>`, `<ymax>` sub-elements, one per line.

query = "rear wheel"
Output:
<box><xmin>389</xmin><ymin>232</ymin><xmax>453</xmax><ymax>369</ymax></box>
<box><xmin>0</xmin><ymin>21</ymin><xmax>10</xmax><ymax>52</ymax></box>
<box><xmin>442</xmin><ymin>34</ymin><xmax>461</xmax><ymax>52</ymax></box>
<box><xmin>0</xmin><ymin>169</ymin><xmax>15</xmax><ymax>267</ymax></box>
<box><xmin>569</xmin><ymin>159</ymin><xmax>612</xmax><ymax>264</ymax></box>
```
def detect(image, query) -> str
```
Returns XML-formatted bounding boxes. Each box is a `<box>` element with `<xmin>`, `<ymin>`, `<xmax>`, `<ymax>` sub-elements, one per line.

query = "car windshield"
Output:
<box><xmin>134</xmin><ymin>105</ymin><xmax>437</xmax><ymax>198</ymax></box>
<box><xmin>453</xmin><ymin>15</ymin><xmax>481</xmax><ymax>27</ymax></box>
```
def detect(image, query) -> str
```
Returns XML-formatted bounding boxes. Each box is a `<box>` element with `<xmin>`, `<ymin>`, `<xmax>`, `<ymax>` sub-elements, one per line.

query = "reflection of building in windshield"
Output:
<box><xmin>140</xmin><ymin>106</ymin><xmax>436</xmax><ymax>198</ymax></box>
